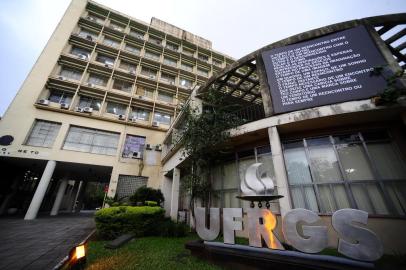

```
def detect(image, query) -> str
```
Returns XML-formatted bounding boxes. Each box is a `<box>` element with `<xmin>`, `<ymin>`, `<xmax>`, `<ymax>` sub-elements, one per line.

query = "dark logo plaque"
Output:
<box><xmin>0</xmin><ymin>135</ymin><xmax>14</xmax><ymax>146</ymax></box>
<box><xmin>262</xmin><ymin>25</ymin><xmax>388</xmax><ymax>114</ymax></box>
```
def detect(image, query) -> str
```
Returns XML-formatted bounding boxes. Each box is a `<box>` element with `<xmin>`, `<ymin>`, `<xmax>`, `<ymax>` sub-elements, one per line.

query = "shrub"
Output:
<box><xmin>158</xmin><ymin>218</ymin><xmax>188</xmax><ymax>237</ymax></box>
<box><xmin>145</xmin><ymin>200</ymin><xmax>158</xmax><ymax>207</ymax></box>
<box><xmin>95</xmin><ymin>206</ymin><xmax>165</xmax><ymax>239</ymax></box>
<box><xmin>129</xmin><ymin>187</ymin><xmax>164</xmax><ymax>206</ymax></box>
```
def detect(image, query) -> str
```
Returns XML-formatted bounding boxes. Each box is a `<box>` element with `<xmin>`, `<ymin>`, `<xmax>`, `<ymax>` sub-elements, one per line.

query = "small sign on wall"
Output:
<box><xmin>261</xmin><ymin>25</ymin><xmax>388</xmax><ymax>114</ymax></box>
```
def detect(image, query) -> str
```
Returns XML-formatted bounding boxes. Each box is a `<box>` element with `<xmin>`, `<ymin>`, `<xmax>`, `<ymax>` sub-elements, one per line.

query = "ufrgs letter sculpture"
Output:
<box><xmin>195</xmin><ymin>163</ymin><xmax>383</xmax><ymax>262</ymax></box>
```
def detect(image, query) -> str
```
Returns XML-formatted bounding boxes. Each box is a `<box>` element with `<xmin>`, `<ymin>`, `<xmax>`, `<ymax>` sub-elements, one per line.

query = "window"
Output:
<box><xmin>129</xmin><ymin>30</ymin><xmax>144</xmax><ymax>40</ymax></box>
<box><xmin>181</xmin><ymin>62</ymin><xmax>193</xmax><ymax>72</ymax></box>
<box><xmin>166</xmin><ymin>43</ymin><xmax>178</xmax><ymax>51</ymax></box>
<box><xmin>25</xmin><ymin>120</ymin><xmax>61</xmax><ymax>148</ymax></box>
<box><xmin>103</xmin><ymin>37</ymin><xmax>120</xmax><ymax>48</ymax></box>
<box><xmin>163</xmin><ymin>57</ymin><xmax>177</xmax><ymax>67</ymax></box>
<box><xmin>160</xmin><ymin>73</ymin><xmax>176</xmax><ymax>84</ymax></box>
<box><xmin>198</xmin><ymin>53</ymin><xmax>209</xmax><ymax>62</ymax></box>
<box><xmin>96</xmin><ymin>54</ymin><xmax>115</xmax><ymax>65</ymax></box>
<box><xmin>124</xmin><ymin>44</ymin><xmax>140</xmax><ymax>54</ymax></box>
<box><xmin>119</xmin><ymin>61</ymin><xmax>136</xmax><ymax>72</ymax></box>
<box><xmin>283</xmin><ymin>131</ymin><xmax>406</xmax><ymax>216</ymax></box>
<box><xmin>110</xmin><ymin>22</ymin><xmax>123</xmax><ymax>32</ymax></box>
<box><xmin>153</xmin><ymin>112</ymin><xmax>172</xmax><ymax>125</ymax></box>
<box><xmin>122</xmin><ymin>135</ymin><xmax>146</xmax><ymax>158</ymax></box>
<box><xmin>148</xmin><ymin>37</ymin><xmax>162</xmax><ymax>45</ymax></box>
<box><xmin>197</xmin><ymin>68</ymin><xmax>209</xmax><ymax>77</ymax></box>
<box><xmin>88</xmin><ymin>73</ymin><xmax>108</xmax><ymax>87</ymax></box>
<box><xmin>106</xmin><ymin>102</ymin><xmax>127</xmax><ymax>115</ymax></box>
<box><xmin>157</xmin><ymin>91</ymin><xmax>173</xmax><ymax>103</ymax></box>
<box><xmin>136</xmin><ymin>87</ymin><xmax>154</xmax><ymax>99</ymax></box>
<box><xmin>70</xmin><ymin>46</ymin><xmax>90</xmax><ymax>59</ymax></box>
<box><xmin>140</xmin><ymin>67</ymin><xmax>157</xmax><ymax>78</ymax></box>
<box><xmin>78</xmin><ymin>96</ymin><xmax>102</xmax><ymax>111</ymax></box>
<box><xmin>131</xmin><ymin>108</ymin><xmax>150</xmax><ymax>121</ymax></box>
<box><xmin>63</xmin><ymin>126</ymin><xmax>119</xmax><ymax>155</ymax></box>
<box><xmin>180</xmin><ymin>77</ymin><xmax>193</xmax><ymax>88</ymax></box>
<box><xmin>87</xmin><ymin>14</ymin><xmax>104</xmax><ymax>24</ymax></box>
<box><xmin>209</xmin><ymin>145</ymin><xmax>278</xmax><ymax>212</ymax></box>
<box><xmin>113</xmin><ymin>79</ymin><xmax>133</xmax><ymax>93</ymax></box>
<box><xmin>144</xmin><ymin>51</ymin><xmax>160</xmax><ymax>61</ymax></box>
<box><xmin>60</xmin><ymin>67</ymin><xmax>82</xmax><ymax>81</ymax></box>
<box><xmin>48</xmin><ymin>90</ymin><xmax>73</xmax><ymax>104</ymax></box>
<box><xmin>213</xmin><ymin>59</ymin><xmax>223</xmax><ymax>67</ymax></box>
<box><xmin>182</xmin><ymin>48</ymin><xmax>194</xmax><ymax>56</ymax></box>
<box><xmin>78</xmin><ymin>29</ymin><xmax>98</xmax><ymax>40</ymax></box>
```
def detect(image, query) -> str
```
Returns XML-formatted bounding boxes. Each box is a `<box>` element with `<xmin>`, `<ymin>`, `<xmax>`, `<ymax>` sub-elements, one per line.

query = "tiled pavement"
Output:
<box><xmin>0</xmin><ymin>212</ymin><xmax>95</xmax><ymax>270</ymax></box>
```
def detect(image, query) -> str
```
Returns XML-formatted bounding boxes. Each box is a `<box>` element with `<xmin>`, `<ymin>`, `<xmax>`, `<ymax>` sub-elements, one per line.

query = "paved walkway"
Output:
<box><xmin>0</xmin><ymin>212</ymin><xmax>95</xmax><ymax>270</ymax></box>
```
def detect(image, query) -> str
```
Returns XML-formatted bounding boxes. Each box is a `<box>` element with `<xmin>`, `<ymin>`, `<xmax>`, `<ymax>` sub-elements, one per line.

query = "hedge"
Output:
<box><xmin>95</xmin><ymin>206</ymin><xmax>165</xmax><ymax>239</ymax></box>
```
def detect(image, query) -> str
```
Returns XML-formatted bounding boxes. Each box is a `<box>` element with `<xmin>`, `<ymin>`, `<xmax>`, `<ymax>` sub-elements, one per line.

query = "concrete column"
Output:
<box><xmin>162</xmin><ymin>176</ymin><xmax>173</xmax><ymax>216</ymax></box>
<box><xmin>170</xmin><ymin>167</ymin><xmax>180</xmax><ymax>221</ymax></box>
<box><xmin>268</xmin><ymin>127</ymin><xmax>292</xmax><ymax>216</ymax></box>
<box><xmin>75</xmin><ymin>181</ymin><xmax>87</xmax><ymax>213</ymax></box>
<box><xmin>24</xmin><ymin>160</ymin><xmax>57</xmax><ymax>220</ymax></box>
<box><xmin>66</xmin><ymin>181</ymin><xmax>79</xmax><ymax>212</ymax></box>
<box><xmin>50</xmin><ymin>180</ymin><xmax>68</xmax><ymax>216</ymax></box>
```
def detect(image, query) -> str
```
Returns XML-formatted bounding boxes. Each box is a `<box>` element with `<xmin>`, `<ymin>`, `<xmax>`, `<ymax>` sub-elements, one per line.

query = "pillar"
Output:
<box><xmin>66</xmin><ymin>181</ymin><xmax>79</xmax><ymax>212</ymax></box>
<box><xmin>24</xmin><ymin>160</ymin><xmax>56</xmax><ymax>220</ymax></box>
<box><xmin>50</xmin><ymin>179</ymin><xmax>68</xmax><ymax>216</ymax></box>
<box><xmin>74</xmin><ymin>181</ymin><xmax>87</xmax><ymax>212</ymax></box>
<box><xmin>170</xmin><ymin>167</ymin><xmax>180</xmax><ymax>221</ymax></box>
<box><xmin>268</xmin><ymin>127</ymin><xmax>292</xmax><ymax>216</ymax></box>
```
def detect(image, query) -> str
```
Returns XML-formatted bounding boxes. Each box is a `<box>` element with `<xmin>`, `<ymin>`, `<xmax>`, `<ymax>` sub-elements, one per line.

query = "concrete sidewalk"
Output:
<box><xmin>0</xmin><ymin>212</ymin><xmax>95</xmax><ymax>270</ymax></box>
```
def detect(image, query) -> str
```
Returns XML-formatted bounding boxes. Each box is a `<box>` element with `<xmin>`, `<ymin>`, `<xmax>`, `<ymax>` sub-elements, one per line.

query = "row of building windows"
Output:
<box><xmin>80</xmin><ymin>15</ymin><xmax>226</xmax><ymax>67</ymax></box>
<box><xmin>60</xmin><ymin>63</ymin><xmax>195</xmax><ymax>89</ymax></box>
<box><xmin>76</xmin><ymin>29</ymin><xmax>218</xmax><ymax>75</ymax></box>
<box><xmin>46</xmin><ymin>91</ymin><xmax>173</xmax><ymax>125</ymax></box>
<box><xmin>198</xmin><ymin>130</ymin><xmax>406</xmax><ymax>217</ymax></box>
<box><xmin>25</xmin><ymin>120</ymin><xmax>147</xmax><ymax>159</ymax></box>
<box><xmin>72</xmin><ymin>42</ymin><xmax>211</xmax><ymax>76</ymax></box>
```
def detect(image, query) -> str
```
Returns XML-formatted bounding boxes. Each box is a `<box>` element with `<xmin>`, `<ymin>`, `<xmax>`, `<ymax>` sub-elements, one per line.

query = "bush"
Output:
<box><xmin>158</xmin><ymin>218</ymin><xmax>188</xmax><ymax>237</ymax></box>
<box><xmin>129</xmin><ymin>187</ymin><xmax>164</xmax><ymax>206</ymax></box>
<box><xmin>95</xmin><ymin>206</ymin><xmax>165</xmax><ymax>239</ymax></box>
<box><xmin>145</xmin><ymin>200</ymin><xmax>158</xmax><ymax>207</ymax></box>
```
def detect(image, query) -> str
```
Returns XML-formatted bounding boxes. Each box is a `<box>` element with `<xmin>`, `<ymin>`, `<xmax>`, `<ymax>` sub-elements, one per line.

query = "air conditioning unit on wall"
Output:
<box><xmin>152</xmin><ymin>121</ymin><xmax>160</xmax><ymax>127</ymax></box>
<box><xmin>131</xmin><ymin>151</ymin><xmax>142</xmax><ymax>159</ymax></box>
<box><xmin>60</xmin><ymin>103</ymin><xmax>69</xmax><ymax>109</ymax></box>
<box><xmin>118</xmin><ymin>114</ymin><xmax>126</xmax><ymax>120</ymax></box>
<box><xmin>83</xmin><ymin>107</ymin><xmax>93</xmax><ymax>113</ymax></box>
<box><xmin>38</xmin><ymin>99</ymin><xmax>50</xmax><ymax>106</ymax></box>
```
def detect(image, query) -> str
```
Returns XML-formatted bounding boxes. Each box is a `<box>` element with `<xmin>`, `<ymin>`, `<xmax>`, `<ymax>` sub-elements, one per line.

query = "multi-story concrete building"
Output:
<box><xmin>0</xmin><ymin>0</ymin><xmax>234</xmax><ymax>219</ymax></box>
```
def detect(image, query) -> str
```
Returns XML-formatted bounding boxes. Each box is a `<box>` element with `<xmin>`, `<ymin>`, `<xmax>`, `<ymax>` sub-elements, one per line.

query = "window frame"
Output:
<box><xmin>282</xmin><ymin>130</ymin><xmax>406</xmax><ymax>217</ymax></box>
<box><xmin>24</xmin><ymin>119</ymin><xmax>62</xmax><ymax>148</ymax></box>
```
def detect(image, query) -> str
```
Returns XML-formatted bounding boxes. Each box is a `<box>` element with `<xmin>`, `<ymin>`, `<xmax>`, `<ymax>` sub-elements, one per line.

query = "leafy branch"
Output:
<box><xmin>371</xmin><ymin>65</ymin><xmax>405</xmax><ymax>105</ymax></box>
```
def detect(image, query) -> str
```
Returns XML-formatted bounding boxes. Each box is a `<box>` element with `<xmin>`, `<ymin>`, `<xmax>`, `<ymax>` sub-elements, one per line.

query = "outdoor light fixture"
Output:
<box><xmin>74</xmin><ymin>245</ymin><xmax>86</xmax><ymax>260</ymax></box>
<box><xmin>64</xmin><ymin>242</ymin><xmax>87</xmax><ymax>269</ymax></box>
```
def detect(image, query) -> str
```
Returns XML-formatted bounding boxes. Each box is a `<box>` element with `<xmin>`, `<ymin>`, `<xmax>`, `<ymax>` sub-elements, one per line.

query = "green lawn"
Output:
<box><xmin>85</xmin><ymin>234</ymin><xmax>220</xmax><ymax>270</ymax></box>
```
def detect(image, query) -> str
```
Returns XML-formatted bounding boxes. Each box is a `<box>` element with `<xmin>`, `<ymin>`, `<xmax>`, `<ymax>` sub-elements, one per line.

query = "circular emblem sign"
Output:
<box><xmin>0</xmin><ymin>135</ymin><xmax>14</xmax><ymax>146</ymax></box>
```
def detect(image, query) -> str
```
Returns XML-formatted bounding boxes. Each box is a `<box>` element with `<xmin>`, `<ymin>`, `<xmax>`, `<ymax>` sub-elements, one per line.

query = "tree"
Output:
<box><xmin>179</xmin><ymin>87</ymin><xmax>243</xmax><ymax>224</ymax></box>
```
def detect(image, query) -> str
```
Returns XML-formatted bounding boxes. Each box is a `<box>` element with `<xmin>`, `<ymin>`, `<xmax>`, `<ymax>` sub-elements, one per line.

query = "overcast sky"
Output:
<box><xmin>0</xmin><ymin>0</ymin><xmax>405</xmax><ymax>116</ymax></box>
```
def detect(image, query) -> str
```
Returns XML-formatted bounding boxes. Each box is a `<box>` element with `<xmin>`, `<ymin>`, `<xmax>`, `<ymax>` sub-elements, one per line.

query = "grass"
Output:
<box><xmin>85</xmin><ymin>234</ymin><xmax>220</xmax><ymax>270</ymax></box>
<box><xmin>85</xmin><ymin>234</ymin><xmax>406</xmax><ymax>270</ymax></box>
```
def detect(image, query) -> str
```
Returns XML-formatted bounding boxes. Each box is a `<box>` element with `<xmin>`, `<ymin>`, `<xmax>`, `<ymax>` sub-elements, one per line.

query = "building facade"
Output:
<box><xmin>161</xmin><ymin>14</ymin><xmax>406</xmax><ymax>254</ymax></box>
<box><xmin>0</xmin><ymin>0</ymin><xmax>234</xmax><ymax>219</ymax></box>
